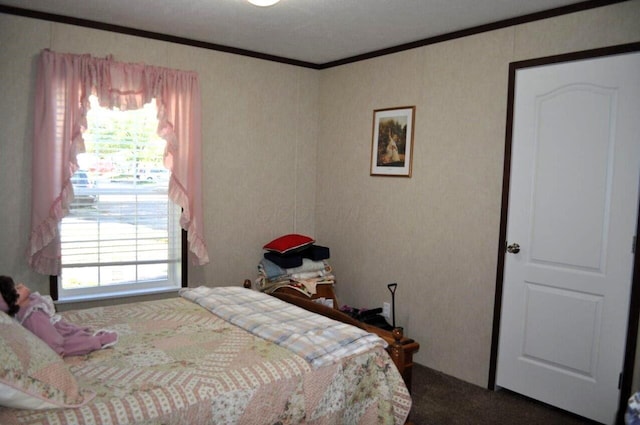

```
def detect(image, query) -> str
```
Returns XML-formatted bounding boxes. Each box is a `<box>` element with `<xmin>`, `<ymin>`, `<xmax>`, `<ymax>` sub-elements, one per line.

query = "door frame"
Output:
<box><xmin>488</xmin><ymin>41</ymin><xmax>640</xmax><ymax>424</ymax></box>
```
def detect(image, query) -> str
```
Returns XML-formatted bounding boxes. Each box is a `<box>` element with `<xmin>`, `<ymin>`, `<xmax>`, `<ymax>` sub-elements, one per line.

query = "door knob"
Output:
<box><xmin>507</xmin><ymin>243</ymin><xmax>520</xmax><ymax>254</ymax></box>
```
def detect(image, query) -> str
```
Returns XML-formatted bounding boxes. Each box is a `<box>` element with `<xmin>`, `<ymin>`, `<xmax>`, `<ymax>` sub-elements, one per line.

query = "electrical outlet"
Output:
<box><xmin>382</xmin><ymin>302</ymin><xmax>391</xmax><ymax>318</ymax></box>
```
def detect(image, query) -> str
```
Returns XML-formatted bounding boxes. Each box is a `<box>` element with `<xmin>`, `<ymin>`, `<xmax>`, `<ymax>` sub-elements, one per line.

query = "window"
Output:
<box><xmin>58</xmin><ymin>97</ymin><xmax>182</xmax><ymax>300</ymax></box>
<box><xmin>29</xmin><ymin>51</ymin><xmax>208</xmax><ymax>291</ymax></box>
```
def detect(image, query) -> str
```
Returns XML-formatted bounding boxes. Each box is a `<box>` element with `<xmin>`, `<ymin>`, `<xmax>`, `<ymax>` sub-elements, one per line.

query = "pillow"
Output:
<box><xmin>263</xmin><ymin>234</ymin><xmax>315</xmax><ymax>255</ymax></box>
<box><xmin>0</xmin><ymin>311</ymin><xmax>93</xmax><ymax>410</ymax></box>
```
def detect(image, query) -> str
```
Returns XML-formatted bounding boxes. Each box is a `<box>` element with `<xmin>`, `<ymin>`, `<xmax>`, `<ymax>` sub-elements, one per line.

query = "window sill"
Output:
<box><xmin>55</xmin><ymin>286</ymin><xmax>180</xmax><ymax>308</ymax></box>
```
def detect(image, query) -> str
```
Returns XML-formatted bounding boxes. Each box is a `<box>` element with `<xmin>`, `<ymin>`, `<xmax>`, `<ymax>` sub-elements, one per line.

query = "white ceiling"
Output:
<box><xmin>2</xmin><ymin>0</ymin><xmax>592</xmax><ymax>65</ymax></box>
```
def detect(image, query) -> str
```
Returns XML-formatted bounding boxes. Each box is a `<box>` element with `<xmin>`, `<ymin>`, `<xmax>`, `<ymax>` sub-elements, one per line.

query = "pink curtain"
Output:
<box><xmin>28</xmin><ymin>49</ymin><xmax>209</xmax><ymax>275</ymax></box>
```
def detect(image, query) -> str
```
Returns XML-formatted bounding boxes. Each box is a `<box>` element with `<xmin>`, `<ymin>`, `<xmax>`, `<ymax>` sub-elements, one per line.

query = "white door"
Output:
<box><xmin>496</xmin><ymin>51</ymin><xmax>640</xmax><ymax>424</ymax></box>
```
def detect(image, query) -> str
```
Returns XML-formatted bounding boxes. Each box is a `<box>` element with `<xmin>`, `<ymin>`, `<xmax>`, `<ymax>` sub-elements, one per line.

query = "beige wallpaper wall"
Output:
<box><xmin>1</xmin><ymin>0</ymin><xmax>639</xmax><ymax>390</ymax></box>
<box><xmin>316</xmin><ymin>1</ymin><xmax>640</xmax><ymax>387</ymax></box>
<box><xmin>0</xmin><ymin>13</ymin><xmax>320</xmax><ymax>296</ymax></box>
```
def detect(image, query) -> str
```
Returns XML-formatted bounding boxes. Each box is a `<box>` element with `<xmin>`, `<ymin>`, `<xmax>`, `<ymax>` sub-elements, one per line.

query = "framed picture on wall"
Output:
<box><xmin>370</xmin><ymin>106</ymin><xmax>415</xmax><ymax>177</ymax></box>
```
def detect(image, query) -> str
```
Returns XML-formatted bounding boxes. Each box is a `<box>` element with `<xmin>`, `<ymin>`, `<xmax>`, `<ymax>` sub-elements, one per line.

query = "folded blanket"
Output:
<box><xmin>256</xmin><ymin>270</ymin><xmax>336</xmax><ymax>292</ymax></box>
<box><xmin>264</xmin><ymin>252</ymin><xmax>303</xmax><ymax>268</ymax></box>
<box><xmin>257</xmin><ymin>276</ymin><xmax>336</xmax><ymax>297</ymax></box>
<box><xmin>259</xmin><ymin>258</ymin><xmax>331</xmax><ymax>280</ymax></box>
<box><xmin>287</xmin><ymin>258</ymin><xmax>331</xmax><ymax>275</ymax></box>
<box><xmin>180</xmin><ymin>286</ymin><xmax>385</xmax><ymax>368</ymax></box>
<box><xmin>302</xmin><ymin>244</ymin><xmax>330</xmax><ymax>261</ymax></box>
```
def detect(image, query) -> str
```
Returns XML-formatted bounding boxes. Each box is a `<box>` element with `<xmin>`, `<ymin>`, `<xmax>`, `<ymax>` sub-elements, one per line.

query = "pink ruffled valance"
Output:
<box><xmin>28</xmin><ymin>49</ymin><xmax>209</xmax><ymax>275</ymax></box>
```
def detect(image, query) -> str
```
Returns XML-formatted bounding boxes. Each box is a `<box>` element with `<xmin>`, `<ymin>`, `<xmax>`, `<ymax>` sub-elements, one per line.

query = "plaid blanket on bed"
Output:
<box><xmin>180</xmin><ymin>286</ymin><xmax>386</xmax><ymax>368</ymax></box>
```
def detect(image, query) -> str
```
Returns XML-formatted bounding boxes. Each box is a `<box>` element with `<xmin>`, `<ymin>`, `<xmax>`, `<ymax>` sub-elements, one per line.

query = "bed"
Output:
<box><xmin>0</xmin><ymin>285</ymin><xmax>412</xmax><ymax>425</ymax></box>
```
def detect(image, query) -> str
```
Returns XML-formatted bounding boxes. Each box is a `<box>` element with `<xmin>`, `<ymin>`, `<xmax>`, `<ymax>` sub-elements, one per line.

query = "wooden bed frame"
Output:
<box><xmin>243</xmin><ymin>280</ymin><xmax>419</xmax><ymax>394</ymax></box>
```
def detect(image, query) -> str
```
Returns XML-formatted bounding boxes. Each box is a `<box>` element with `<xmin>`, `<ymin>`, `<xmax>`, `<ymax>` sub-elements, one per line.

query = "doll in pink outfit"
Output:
<box><xmin>0</xmin><ymin>275</ymin><xmax>117</xmax><ymax>357</ymax></box>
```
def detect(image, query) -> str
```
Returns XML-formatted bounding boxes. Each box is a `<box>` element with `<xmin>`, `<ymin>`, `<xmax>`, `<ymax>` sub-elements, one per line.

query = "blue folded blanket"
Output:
<box><xmin>264</xmin><ymin>251</ymin><xmax>303</xmax><ymax>268</ymax></box>
<box><xmin>304</xmin><ymin>245</ymin><xmax>330</xmax><ymax>261</ymax></box>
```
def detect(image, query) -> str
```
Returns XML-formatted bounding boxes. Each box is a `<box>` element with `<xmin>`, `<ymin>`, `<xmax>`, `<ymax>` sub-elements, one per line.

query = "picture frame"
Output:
<box><xmin>370</xmin><ymin>106</ymin><xmax>415</xmax><ymax>177</ymax></box>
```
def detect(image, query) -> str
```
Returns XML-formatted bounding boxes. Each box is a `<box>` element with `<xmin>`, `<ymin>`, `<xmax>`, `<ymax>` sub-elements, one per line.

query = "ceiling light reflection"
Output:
<box><xmin>248</xmin><ymin>0</ymin><xmax>280</xmax><ymax>6</ymax></box>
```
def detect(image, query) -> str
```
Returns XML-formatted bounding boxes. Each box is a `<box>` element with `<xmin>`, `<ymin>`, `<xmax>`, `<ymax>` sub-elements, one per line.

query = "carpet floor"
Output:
<box><xmin>408</xmin><ymin>363</ymin><xmax>602</xmax><ymax>424</ymax></box>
